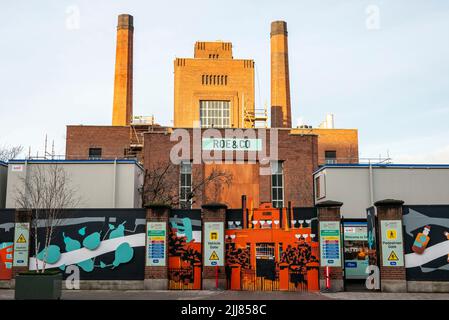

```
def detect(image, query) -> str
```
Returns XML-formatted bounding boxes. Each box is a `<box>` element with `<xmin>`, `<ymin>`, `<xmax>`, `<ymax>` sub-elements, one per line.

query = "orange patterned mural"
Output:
<box><xmin>225</xmin><ymin>202</ymin><xmax>319</xmax><ymax>291</ymax></box>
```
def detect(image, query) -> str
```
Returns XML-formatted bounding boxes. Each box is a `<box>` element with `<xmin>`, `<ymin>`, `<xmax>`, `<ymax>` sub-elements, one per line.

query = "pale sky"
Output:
<box><xmin>1</xmin><ymin>1</ymin><xmax>449</xmax><ymax>163</ymax></box>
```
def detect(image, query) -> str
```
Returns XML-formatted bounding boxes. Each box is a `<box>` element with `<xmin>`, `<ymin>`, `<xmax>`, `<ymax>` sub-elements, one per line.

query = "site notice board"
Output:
<box><xmin>319</xmin><ymin>221</ymin><xmax>342</xmax><ymax>267</ymax></box>
<box><xmin>204</xmin><ymin>222</ymin><xmax>224</xmax><ymax>267</ymax></box>
<box><xmin>146</xmin><ymin>222</ymin><xmax>166</xmax><ymax>266</ymax></box>
<box><xmin>380</xmin><ymin>220</ymin><xmax>404</xmax><ymax>267</ymax></box>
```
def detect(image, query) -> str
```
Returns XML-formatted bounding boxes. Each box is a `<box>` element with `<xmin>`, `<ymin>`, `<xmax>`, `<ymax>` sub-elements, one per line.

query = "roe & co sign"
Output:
<box><xmin>202</xmin><ymin>138</ymin><xmax>262</xmax><ymax>151</ymax></box>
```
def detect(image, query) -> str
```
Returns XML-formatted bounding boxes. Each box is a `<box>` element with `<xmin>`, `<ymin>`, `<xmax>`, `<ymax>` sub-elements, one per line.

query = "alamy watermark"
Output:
<box><xmin>365</xmin><ymin>5</ymin><xmax>381</xmax><ymax>30</ymax></box>
<box><xmin>169</xmin><ymin>127</ymin><xmax>279</xmax><ymax>176</ymax></box>
<box><xmin>65</xmin><ymin>5</ymin><xmax>80</xmax><ymax>30</ymax></box>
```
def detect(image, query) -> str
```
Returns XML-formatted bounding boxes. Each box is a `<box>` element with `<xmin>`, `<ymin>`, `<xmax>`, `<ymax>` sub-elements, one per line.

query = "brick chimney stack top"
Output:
<box><xmin>271</xmin><ymin>21</ymin><xmax>288</xmax><ymax>37</ymax></box>
<box><xmin>117</xmin><ymin>14</ymin><xmax>134</xmax><ymax>30</ymax></box>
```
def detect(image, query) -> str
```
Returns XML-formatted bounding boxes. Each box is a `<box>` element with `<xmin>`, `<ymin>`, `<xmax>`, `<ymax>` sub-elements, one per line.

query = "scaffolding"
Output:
<box><xmin>244</xmin><ymin>103</ymin><xmax>269</xmax><ymax>128</ymax></box>
<box><xmin>124</xmin><ymin>115</ymin><xmax>160</xmax><ymax>160</ymax></box>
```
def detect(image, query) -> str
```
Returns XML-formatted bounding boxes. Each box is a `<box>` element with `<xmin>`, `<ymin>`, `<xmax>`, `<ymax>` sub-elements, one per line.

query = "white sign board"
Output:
<box><xmin>146</xmin><ymin>222</ymin><xmax>166</xmax><ymax>267</ymax></box>
<box><xmin>13</xmin><ymin>222</ymin><xmax>30</xmax><ymax>267</ymax></box>
<box><xmin>204</xmin><ymin>222</ymin><xmax>224</xmax><ymax>267</ymax></box>
<box><xmin>11</xmin><ymin>165</ymin><xmax>23</xmax><ymax>172</ymax></box>
<box><xmin>380</xmin><ymin>220</ymin><xmax>404</xmax><ymax>267</ymax></box>
<box><xmin>202</xmin><ymin>138</ymin><xmax>262</xmax><ymax>151</ymax></box>
<box><xmin>319</xmin><ymin>221</ymin><xmax>342</xmax><ymax>267</ymax></box>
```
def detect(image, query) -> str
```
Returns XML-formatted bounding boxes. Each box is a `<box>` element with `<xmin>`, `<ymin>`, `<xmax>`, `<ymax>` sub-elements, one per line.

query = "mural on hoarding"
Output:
<box><xmin>366</xmin><ymin>207</ymin><xmax>379</xmax><ymax>267</ymax></box>
<box><xmin>29</xmin><ymin>209</ymin><xmax>146</xmax><ymax>280</ymax></box>
<box><xmin>403</xmin><ymin>206</ymin><xmax>449</xmax><ymax>281</ymax></box>
<box><xmin>168</xmin><ymin>209</ymin><xmax>202</xmax><ymax>289</ymax></box>
<box><xmin>225</xmin><ymin>204</ymin><xmax>320</xmax><ymax>291</ymax></box>
<box><xmin>0</xmin><ymin>210</ymin><xmax>15</xmax><ymax>280</ymax></box>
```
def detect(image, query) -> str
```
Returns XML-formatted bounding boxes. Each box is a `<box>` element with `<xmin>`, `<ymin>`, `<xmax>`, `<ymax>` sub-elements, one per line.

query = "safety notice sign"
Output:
<box><xmin>13</xmin><ymin>223</ymin><xmax>30</xmax><ymax>267</ymax></box>
<box><xmin>380</xmin><ymin>220</ymin><xmax>404</xmax><ymax>267</ymax></box>
<box><xmin>204</xmin><ymin>222</ymin><xmax>224</xmax><ymax>267</ymax></box>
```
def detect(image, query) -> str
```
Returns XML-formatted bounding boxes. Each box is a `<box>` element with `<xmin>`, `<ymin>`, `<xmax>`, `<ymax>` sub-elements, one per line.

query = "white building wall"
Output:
<box><xmin>5</xmin><ymin>160</ymin><xmax>143</xmax><ymax>209</ymax></box>
<box><xmin>314</xmin><ymin>166</ymin><xmax>449</xmax><ymax>219</ymax></box>
<box><xmin>0</xmin><ymin>163</ymin><xmax>7</xmax><ymax>208</ymax></box>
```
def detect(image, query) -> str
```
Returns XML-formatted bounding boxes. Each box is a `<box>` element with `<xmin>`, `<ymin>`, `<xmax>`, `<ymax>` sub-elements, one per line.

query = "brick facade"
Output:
<box><xmin>143</xmin><ymin>128</ymin><xmax>318</xmax><ymax>209</ymax></box>
<box><xmin>174</xmin><ymin>42</ymin><xmax>255</xmax><ymax>128</ymax></box>
<box><xmin>316</xmin><ymin>201</ymin><xmax>344</xmax><ymax>292</ymax></box>
<box><xmin>201</xmin><ymin>204</ymin><xmax>227</xmax><ymax>289</ymax></box>
<box><xmin>144</xmin><ymin>205</ymin><xmax>170</xmax><ymax>289</ymax></box>
<box><xmin>66</xmin><ymin>125</ymin><xmax>130</xmax><ymax>160</ymax></box>
<box><xmin>375</xmin><ymin>199</ymin><xmax>407</xmax><ymax>292</ymax></box>
<box><xmin>291</xmin><ymin>128</ymin><xmax>359</xmax><ymax>164</ymax></box>
<box><xmin>112</xmin><ymin>14</ymin><xmax>133</xmax><ymax>126</ymax></box>
<box><xmin>271</xmin><ymin>21</ymin><xmax>291</xmax><ymax>128</ymax></box>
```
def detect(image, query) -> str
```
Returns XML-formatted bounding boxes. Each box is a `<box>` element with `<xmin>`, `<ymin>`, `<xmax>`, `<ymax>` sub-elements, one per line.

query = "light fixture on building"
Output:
<box><xmin>235</xmin><ymin>221</ymin><xmax>241</xmax><ymax>226</ymax></box>
<box><xmin>230</xmin><ymin>234</ymin><xmax>236</xmax><ymax>239</ymax></box>
<box><xmin>274</xmin><ymin>220</ymin><xmax>280</xmax><ymax>225</ymax></box>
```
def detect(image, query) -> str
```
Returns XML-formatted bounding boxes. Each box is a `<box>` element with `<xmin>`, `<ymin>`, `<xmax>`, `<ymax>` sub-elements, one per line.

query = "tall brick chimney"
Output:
<box><xmin>270</xmin><ymin>21</ymin><xmax>292</xmax><ymax>128</ymax></box>
<box><xmin>112</xmin><ymin>14</ymin><xmax>134</xmax><ymax>126</ymax></box>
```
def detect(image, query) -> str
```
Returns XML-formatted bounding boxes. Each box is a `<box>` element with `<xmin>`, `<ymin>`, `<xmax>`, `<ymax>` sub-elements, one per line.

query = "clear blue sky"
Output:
<box><xmin>1</xmin><ymin>1</ymin><xmax>449</xmax><ymax>163</ymax></box>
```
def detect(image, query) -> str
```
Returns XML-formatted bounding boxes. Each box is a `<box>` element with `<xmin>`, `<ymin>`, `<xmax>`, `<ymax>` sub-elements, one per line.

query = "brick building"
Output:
<box><xmin>292</xmin><ymin>128</ymin><xmax>358</xmax><ymax>164</ymax></box>
<box><xmin>144</xmin><ymin>128</ymin><xmax>318</xmax><ymax>209</ymax></box>
<box><xmin>65</xmin><ymin>15</ymin><xmax>359</xmax><ymax>210</ymax></box>
<box><xmin>174</xmin><ymin>42</ymin><xmax>256</xmax><ymax>128</ymax></box>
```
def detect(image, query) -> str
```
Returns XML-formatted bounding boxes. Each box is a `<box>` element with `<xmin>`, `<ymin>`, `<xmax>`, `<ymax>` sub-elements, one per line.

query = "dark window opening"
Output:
<box><xmin>325</xmin><ymin>150</ymin><xmax>337</xmax><ymax>164</ymax></box>
<box><xmin>88</xmin><ymin>148</ymin><xmax>102</xmax><ymax>160</ymax></box>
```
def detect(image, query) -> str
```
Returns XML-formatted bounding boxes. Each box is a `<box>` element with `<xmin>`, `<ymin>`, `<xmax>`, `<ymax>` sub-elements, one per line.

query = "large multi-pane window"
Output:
<box><xmin>200</xmin><ymin>100</ymin><xmax>230</xmax><ymax>128</ymax></box>
<box><xmin>271</xmin><ymin>161</ymin><xmax>284</xmax><ymax>208</ymax></box>
<box><xmin>179</xmin><ymin>161</ymin><xmax>192</xmax><ymax>209</ymax></box>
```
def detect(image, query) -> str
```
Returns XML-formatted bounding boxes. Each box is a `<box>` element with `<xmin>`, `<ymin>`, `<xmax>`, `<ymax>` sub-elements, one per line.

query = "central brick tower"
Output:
<box><xmin>112</xmin><ymin>14</ymin><xmax>134</xmax><ymax>126</ymax></box>
<box><xmin>173</xmin><ymin>41</ymin><xmax>255</xmax><ymax>128</ymax></box>
<box><xmin>270</xmin><ymin>21</ymin><xmax>292</xmax><ymax>128</ymax></box>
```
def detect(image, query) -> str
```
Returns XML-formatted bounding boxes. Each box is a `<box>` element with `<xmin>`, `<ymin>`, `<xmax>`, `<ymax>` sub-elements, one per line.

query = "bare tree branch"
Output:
<box><xmin>15</xmin><ymin>164</ymin><xmax>80</xmax><ymax>273</ymax></box>
<box><xmin>142</xmin><ymin>162</ymin><xmax>233</xmax><ymax>207</ymax></box>
<box><xmin>0</xmin><ymin>145</ymin><xmax>23</xmax><ymax>162</ymax></box>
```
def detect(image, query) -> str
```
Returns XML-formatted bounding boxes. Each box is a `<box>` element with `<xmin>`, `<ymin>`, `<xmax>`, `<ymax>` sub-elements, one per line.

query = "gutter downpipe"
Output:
<box><xmin>369</xmin><ymin>160</ymin><xmax>374</xmax><ymax>207</ymax></box>
<box><xmin>112</xmin><ymin>158</ymin><xmax>117</xmax><ymax>208</ymax></box>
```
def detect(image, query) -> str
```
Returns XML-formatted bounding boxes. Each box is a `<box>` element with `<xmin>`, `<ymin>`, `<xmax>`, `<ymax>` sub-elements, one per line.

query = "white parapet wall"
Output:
<box><xmin>313</xmin><ymin>164</ymin><xmax>449</xmax><ymax>218</ymax></box>
<box><xmin>5</xmin><ymin>159</ymin><xmax>144</xmax><ymax>209</ymax></box>
<box><xmin>0</xmin><ymin>161</ymin><xmax>7</xmax><ymax>208</ymax></box>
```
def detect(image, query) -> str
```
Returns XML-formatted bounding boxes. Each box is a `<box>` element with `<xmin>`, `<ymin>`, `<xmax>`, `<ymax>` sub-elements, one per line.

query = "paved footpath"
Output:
<box><xmin>1</xmin><ymin>289</ymin><xmax>449</xmax><ymax>300</ymax></box>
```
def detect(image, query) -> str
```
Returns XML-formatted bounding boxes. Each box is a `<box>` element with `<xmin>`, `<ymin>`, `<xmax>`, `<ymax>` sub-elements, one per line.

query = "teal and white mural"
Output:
<box><xmin>403</xmin><ymin>205</ymin><xmax>449</xmax><ymax>281</ymax></box>
<box><xmin>29</xmin><ymin>209</ymin><xmax>146</xmax><ymax>280</ymax></box>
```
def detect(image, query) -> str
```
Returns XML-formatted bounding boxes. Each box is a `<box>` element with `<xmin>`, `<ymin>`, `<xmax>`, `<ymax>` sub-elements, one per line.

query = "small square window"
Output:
<box><xmin>89</xmin><ymin>148</ymin><xmax>102</xmax><ymax>160</ymax></box>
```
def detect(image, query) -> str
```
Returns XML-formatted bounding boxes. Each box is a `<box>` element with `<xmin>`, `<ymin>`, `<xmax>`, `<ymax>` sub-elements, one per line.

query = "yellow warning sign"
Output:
<box><xmin>210</xmin><ymin>232</ymin><xmax>218</xmax><ymax>241</ymax></box>
<box><xmin>17</xmin><ymin>234</ymin><xmax>27</xmax><ymax>244</ymax></box>
<box><xmin>388</xmin><ymin>251</ymin><xmax>399</xmax><ymax>261</ymax></box>
<box><xmin>209</xmin><ymin>251</ymin><xmax>219</xmax><ymax>261</ymax></box>
<box><xmin>386</xmin><ymin>229</ymin><xmax>397</xmax><ymax>240</ymax></box>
